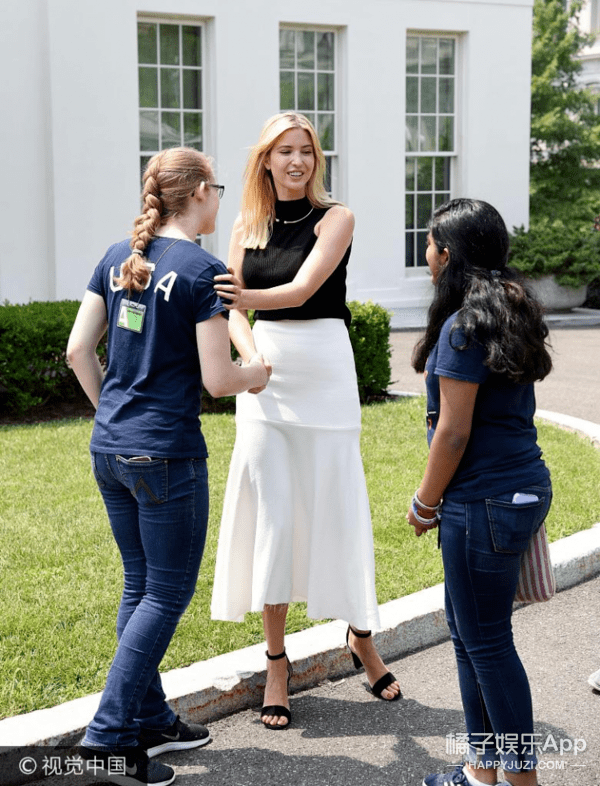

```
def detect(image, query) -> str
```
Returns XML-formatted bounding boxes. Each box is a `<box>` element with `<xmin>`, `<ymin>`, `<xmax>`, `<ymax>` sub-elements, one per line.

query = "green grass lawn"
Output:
<box><xmin>1</xmin><ymin>397</ymin><xmax>599</xmax><ymax>719</ymax></box>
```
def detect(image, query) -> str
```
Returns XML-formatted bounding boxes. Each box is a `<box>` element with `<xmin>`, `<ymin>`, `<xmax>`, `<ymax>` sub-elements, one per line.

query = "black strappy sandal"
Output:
<box><xmin>260</xmin><ymin>649</ymin><xmax>293</xmax><ymax>729</ymax></box>
<box><xmin>346</xmin><ymin>626</ymin><xmax>402</xmax><ymax>701</ymax></box>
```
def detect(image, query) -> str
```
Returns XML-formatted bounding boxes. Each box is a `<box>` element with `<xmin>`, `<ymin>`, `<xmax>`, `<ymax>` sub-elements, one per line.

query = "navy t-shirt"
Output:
<box><xmin>425</xmin><ymin>312</ymin><xmax>550</xmax><ymax>501</ymax></box>
<box><xmin>88</xmin><ymin>237</ymin><xmax>228</xmax><ymax>458</ymax></box>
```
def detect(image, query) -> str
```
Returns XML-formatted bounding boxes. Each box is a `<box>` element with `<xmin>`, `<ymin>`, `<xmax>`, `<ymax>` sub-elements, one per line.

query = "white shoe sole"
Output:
<box><xmin>146</xmin><ymin>735</ymin><xmax>211</xmax><ymax>759</ymax></box>
<box><xmin>588</xmin><ymin>676</ymin><xmax>600</xmax><ymax>691</ymax></box>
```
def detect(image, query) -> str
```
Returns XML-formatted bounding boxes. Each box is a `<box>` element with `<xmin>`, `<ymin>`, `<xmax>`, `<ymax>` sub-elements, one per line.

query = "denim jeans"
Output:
<box><xmin>440</xmin><ymin>484</ymin><xmax>552</xmax><ymax>773</ymax></box>
<box><xmin>83</xmin><ymin>453</ymin><xmax>209</xmax><ymax>750</ymax></box>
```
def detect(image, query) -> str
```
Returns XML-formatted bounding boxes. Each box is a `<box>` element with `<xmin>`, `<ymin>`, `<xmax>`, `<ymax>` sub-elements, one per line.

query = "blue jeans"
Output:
<box><xmin>83</xmin><ymin>453</ymin><xmax>209</xmax><ymax>750</ymax></box>
<box><xmin>440</xmin><ymin>484</ymin><xmax>552</xmax><ymax>773</ymax></box>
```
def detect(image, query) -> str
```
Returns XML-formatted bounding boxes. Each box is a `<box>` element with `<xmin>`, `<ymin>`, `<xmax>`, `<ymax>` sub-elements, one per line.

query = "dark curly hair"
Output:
<box><xmin>412</xmin><ymin>198</ymin><xmax>552</xmax><ymax>384</ymax></box>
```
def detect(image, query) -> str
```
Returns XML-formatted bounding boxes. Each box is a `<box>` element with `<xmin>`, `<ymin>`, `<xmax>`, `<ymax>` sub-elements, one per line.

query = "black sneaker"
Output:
<box><xmin>79</xmin><ymin>744</ymin><xmax>175</xmax><ymax>786</ymax></box>
<box><xmin>138</xmin><ymin>715</ymin><xmax>211</xmax><ymax>758</ymax></box>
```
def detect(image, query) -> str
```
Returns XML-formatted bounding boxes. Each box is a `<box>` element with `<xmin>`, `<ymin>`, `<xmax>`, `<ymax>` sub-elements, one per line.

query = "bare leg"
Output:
<box><xmin>261</xmin><ymin>604</ymin><xmax>290</xmax><ymax>728</ymax></box>
<box><xmin>348</xmin><ymin>626</ymin><xmax>402</xmax><ymax>700</ymax></box>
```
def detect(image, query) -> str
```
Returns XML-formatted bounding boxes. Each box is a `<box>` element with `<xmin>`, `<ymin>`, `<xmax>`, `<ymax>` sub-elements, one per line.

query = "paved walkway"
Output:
<box><xmin>389</xmin><ymin>325</ymin><xmax>600</xmax><ymax>424</ymax></box>
<box><xmin>25</xmin><ymin>577</ymin><xmax>600</xmax><ymax>786</ymax></box>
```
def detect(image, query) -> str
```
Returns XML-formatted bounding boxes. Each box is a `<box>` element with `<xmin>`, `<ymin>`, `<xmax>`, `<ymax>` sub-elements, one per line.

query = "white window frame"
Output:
<box><xmin>137</xmin><ymin>16</ymin><xmax>207</xmax><ymax>181</ymax></box>
<box><xmin>591</xmin><ymin>0</ymin><xmax>600</xmax><ymax>33</ymax></box>
<box><xmin>405</xmin><ymin>33</ymin><xmax>459</xmax><ymax>273</ymax></box>
<box><xmin>279</xmin><ymin>25</ymin><xmax>341</xmax><ymax>198</ymax></box>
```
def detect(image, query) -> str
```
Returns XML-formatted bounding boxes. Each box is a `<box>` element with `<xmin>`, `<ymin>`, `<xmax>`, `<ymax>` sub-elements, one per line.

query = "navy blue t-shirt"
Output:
<box><xmin>425</xmin><ymin>312</ymin><xmax>550</xmax><ymax>501</ymax></box>
<box><xmin>88</xmin><ymin>237</ymin><xmax>228</xmax><ymax>458</ymax></box>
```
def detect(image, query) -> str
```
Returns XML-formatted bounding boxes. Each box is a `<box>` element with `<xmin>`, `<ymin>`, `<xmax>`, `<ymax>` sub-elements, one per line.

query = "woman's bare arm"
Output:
<box><xmin>407</xmin><ymin>376</ymin><xmax>479</xmax><ymax>536</ymax></box>
<box><xmin>214</xmin><ymin>206</ymin><xmax>354</xmax><ymax>311</ymax></box>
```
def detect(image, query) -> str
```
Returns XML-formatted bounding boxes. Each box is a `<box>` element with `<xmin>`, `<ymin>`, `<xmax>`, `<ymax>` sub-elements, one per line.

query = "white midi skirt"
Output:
<box><xmin>210</xmin><ymin>319</ymin><xmax>381</xmax><ymax>631</ymax></box>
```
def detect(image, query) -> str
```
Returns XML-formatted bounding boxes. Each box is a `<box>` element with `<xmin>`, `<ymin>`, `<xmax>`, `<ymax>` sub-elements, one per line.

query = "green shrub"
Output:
<box><xmin>0</xmin><ymin>301</ymin><xmax>107</xmax><ymax>416</ymax></box>
<box><xmin>509</xmin><ymin>217</ymin><xmax>600</xmax><ymax>288</ymax></box>
<box><xmin>1</xmin><ymin>300</ymin><xmax>392</xmax><ymax>417</ymax></box>
<box><xmin>347</xmin><ymin>300</ymin><xmax>392</xmax><ymax>402</ymax></box>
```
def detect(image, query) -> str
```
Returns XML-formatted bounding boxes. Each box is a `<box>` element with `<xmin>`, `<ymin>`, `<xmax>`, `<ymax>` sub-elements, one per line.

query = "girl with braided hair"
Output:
<box><xmin>67</xmin><ymin>147</ymin><xmax>269</xmax><ymax>786</ymax></box>
<box><xmin>408</xmin><ymin>199</ymin><xmax>552</xmax><ymax>786</ymax></box>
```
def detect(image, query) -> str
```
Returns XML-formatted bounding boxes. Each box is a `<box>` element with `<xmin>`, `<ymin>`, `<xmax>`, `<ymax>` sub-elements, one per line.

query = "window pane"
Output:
<box><xmin>280</xmin><ymin>29</ymin><xmax>295</xmax><ymax>68</ymax></box>
<box><xmin>317</xmin><ymin>32</ymin><xmax>334</xmax><ymax>70</ymax></box>
<box><xmin>161</xmin><ymin>111</ymin><xmax>181</xmax><ymax>148</ymax></box>
<box><xmin>416</xmin><ymin>230</ymin><xmax>429</xmax><ymax>266</ymax></box>
<box><xmin>417</xmin><ymin>157</ymin><xmax>433</xmax><ymax>191</ymax></box>
<box><xmin>439</xmin><ymin>116</ymin><xmax>454</xmax><ymax>151</ymax></box>
<box><xmin>140</xmin><ymin>110</ymin><xmax>159</xmax><ymax>151</ymax></box>
<box><xmin>420</xmin><ymin>77</ymin><xmax>436</xmax><ymax>113</ymax></box>
<box><xmin>406</xmin><ymin>157</ymin><xmax>416</xmax><ymax>191</ymax></box>
<box><xmin>323</xmin><ymin>155</ymin><xmax>332</xmax><ymax>193</ymax></box>
<box><xmin>160</xmin><ymin>24</ymin><xmax>180</xmax><ymax>65</ymax></box>
<box><xmin>140</xmin><ymin>155</ymin><xmax>152</xmax><ymax>185</ymax></box>
<box><xmin>406</xmin><ymin>76</ymin><xmax>418</xmax><ymax>114</ymax></box>
<box><xmin>138</xmin><ymin>23</ymin><xmax>157</xmax><ymax>65</ymax></box>
<box><xmin>406</xmin><ymin>37</ymin><xmax>419</xmax><ymax>74</ymax></box>
<box><xmin>435</xmin><ymin>157</ymin><xmax>451</xmax><ymax>190</ymax></box>
<box><xmin>405</xmin><ymin>232</ymin><xmax>415</xmax><ymax>267</ymax></box>
<box><xmin>184</xmin><ymin>113</ymin><xmax>202</xmax><ymax>149</ymax></box>
<box><xmin>420</xmin><ymin>116</ymin><xmax>437</xmax><ymax>151</ymax></box>
<box><xmin>318</xmin><ymin>73</ymin><xmax>334</xmax><ymax>111</ymax></box>
<box><xmin>421</xmin><ymin>38</ymin><xmax>437</xmax><ymax>74</ymax></box>
<box><xmin>139</xmin><ymin>67</ymin><xmax>158</xmax><ymax>108</ymax></box>
<box><xmin>298</xmin><ymin>31</ymin><xmax>315</xmax><ymax>69</ymax></box>
<box><xmin>406</xmin><ymin>116</ymin><xmax>418</xmax><ymax>152</ymax></box>
<box><xmin>439</xmin><ymin>39</ymin><xmax>455</xmax><ymax>75</ymax></box>
<box><xmin>183</xmin><ymin>70</ymin><xmax>202</xmax><ymax>109</ymax></box>
<box><xmin>317</xmin><ymin>113</ymin><xmax>334</xmax><ymax>151</ymax></box>
<box><xmin>161</xmin><ymin>68</ymin><xmax>180</xmax><ymax>109</ymax></box>
<box><xmin>298</xmin><ymin>72</ymin><xmax>315</xmax><ymax>110</ymax></box>
<box><xmin>406</xmin><ymin>194</ymin><xmax>415</xmax><ymax>229</ymax></box>
<box><xmin>406</xmin><ymin>35</ymin><xmax>456</xmax><ymax>267</ymax></box>
<box><xmin>182</xmin><ymin>26</ymin><xmax>201</xmax><ymax>67</ymax></box>
<box><xmin>279</xmin><ymin>26</ymin><xmax>336</xmax><ymax>198</ymax></box>
<box><xmin>280</xmin><ymin>71</ymin><xmax>295</xmax><ymax>109</ymax></box>
<box><xmin>439</xmin><ymin>77</ymin><xmax>454</xmax><ymax>114</ymax></box>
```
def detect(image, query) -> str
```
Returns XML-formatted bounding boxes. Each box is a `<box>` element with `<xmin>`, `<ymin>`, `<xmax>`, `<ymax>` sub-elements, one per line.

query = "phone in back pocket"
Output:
<box><xmin>512</xmin><ymin>493</ymin><xmax>539</xmax><ymax>504</ymax></box>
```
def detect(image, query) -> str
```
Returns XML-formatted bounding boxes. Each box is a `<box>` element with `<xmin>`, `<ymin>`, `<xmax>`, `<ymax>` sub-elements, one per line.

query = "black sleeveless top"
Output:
<box><xmin>242</xmin><ymin>196</ymin><xmax>352</xmax><ymax>326</ymax></box>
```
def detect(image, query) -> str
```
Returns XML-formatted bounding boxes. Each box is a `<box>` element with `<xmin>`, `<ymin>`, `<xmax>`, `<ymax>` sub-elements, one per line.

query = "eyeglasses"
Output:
<box><xmin>207</xmin><ymin>183</ymin><xmax>225</xmax><ymax>199</ymax></box>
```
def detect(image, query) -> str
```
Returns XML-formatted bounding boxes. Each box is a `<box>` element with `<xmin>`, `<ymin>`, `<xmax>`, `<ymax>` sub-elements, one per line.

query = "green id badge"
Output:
<box><xmin>117</xmin><ymin>299</ymin><xmax>146</xmax><ymax>333</ymax></box>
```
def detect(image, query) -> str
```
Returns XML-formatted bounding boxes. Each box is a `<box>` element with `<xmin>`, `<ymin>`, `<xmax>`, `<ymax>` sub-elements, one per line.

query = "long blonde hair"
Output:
<box><xmin>240</xmin><ymin>113</ymin><xmax>336</xmax><ymax>249</ymax></box>
<box><xmin>117</xmin><ymin>147</ymin><xmax>213</xmax><ymax>292</ymax></box>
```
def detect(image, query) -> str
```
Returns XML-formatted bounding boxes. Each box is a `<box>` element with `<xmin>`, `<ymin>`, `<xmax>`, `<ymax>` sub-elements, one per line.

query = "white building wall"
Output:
<box><xmin>577</xmin><ymin>1</ymin><xmax>600</xmax><ymax>91</ymax></box>
<box><xmin>0</xmin><ymin>0</ymin><xmax>55</xmax><ymax>301</ymax></box>
<box><xmin>1</xmin><ymin>0</ymin><xmax>534</xmax><ymax>325</ymax></box>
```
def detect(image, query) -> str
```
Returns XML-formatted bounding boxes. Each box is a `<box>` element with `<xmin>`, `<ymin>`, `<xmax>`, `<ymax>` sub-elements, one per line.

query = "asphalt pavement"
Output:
<box><xmin>389</xmin><ymin>324</ymin><xmax>600</xmax><ymax>425</ymax></box>
<box><xmin>12</xmin><ymin>321</ymin><xmax>600</xmax><ymax>786</ymax></box>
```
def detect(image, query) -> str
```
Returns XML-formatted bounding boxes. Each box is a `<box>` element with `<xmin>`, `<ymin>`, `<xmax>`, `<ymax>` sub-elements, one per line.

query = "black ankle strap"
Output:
<box><xmin>266</xmin><ymin>649</ymin><xmax>287</xmax><ymax>660</ymax></box>
<box><xmin>349</xmin><ymin>626</ymin><xmax>372</xmax><ymax>638</ymax></box>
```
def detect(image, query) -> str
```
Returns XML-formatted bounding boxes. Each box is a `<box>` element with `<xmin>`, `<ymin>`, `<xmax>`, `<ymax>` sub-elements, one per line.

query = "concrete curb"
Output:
<box><xmin>2</xmin><ymin>411</ymin><xmax>599</xmax><ymax>749</ymax></box>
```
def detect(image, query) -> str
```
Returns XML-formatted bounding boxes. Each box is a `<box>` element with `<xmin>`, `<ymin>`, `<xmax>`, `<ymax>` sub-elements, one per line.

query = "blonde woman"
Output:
<box><xmin>211</xmin><ymin>113</ymin><xmax>401</xmax><ymax>730</ymax></box>
<box><xmin>67</xmin><ymin>148</ymin><xmax>269</xmax><ymax>786</ymax></box>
